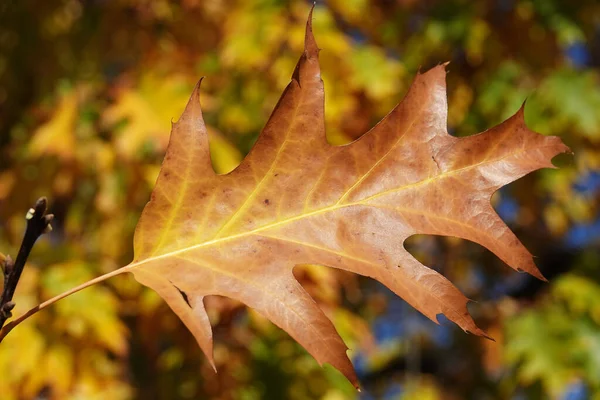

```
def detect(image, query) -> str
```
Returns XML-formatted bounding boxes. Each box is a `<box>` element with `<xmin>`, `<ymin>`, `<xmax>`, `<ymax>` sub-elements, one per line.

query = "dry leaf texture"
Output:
<box><xmin>129</xmin><ymin>12</ymin><xmax>570</xmax><ymax>386</ymax></box>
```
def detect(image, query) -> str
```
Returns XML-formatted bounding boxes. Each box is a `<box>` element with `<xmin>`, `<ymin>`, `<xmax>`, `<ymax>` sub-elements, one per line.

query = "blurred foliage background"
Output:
<box><xmin>0</xmin><ymin>0</ymin><xmax>599</xmax><ymax>399</ymax></box>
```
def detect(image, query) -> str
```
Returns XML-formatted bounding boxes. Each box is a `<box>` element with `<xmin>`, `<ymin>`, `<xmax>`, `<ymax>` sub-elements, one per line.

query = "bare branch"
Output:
<box><xmin>0</xmin><ymin>197</ymin><xmax>53</xmax><ymax>329</ymax></box>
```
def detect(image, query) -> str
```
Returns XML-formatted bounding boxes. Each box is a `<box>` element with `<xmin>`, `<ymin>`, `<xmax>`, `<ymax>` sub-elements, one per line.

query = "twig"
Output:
<box><xmin>0</xmin><ymin>197</ymin><xmax>53</xmax><ymax>330</ymax></box>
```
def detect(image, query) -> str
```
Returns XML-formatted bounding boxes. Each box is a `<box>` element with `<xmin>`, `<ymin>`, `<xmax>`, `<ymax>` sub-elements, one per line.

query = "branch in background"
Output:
<box><xmin>0</xmin><ymin>197</ymin><xmax>53</xmax><ymax>330</ymax></box>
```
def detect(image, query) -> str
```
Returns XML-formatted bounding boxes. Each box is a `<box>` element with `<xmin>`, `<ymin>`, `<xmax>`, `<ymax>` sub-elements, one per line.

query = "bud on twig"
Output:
<box><xmin>25</xmin><ymin>208</ymin><xmax>35</xmax><ymax>220</ymax></box>
<box><xmin>43</xmin><ymin>214</ymin><xmax>54</xmax><ymax>234</ymax></box>
<box><xmin>33</xmin><ymin>197</ymin><xmax>47</xmax><ymax>217</ymax></box>
<box><xmin>3</xmin><ymin>256</ymin><xmax>13</xmax><ymax>277</ymax></box>
<box><xmin>1</xmin><ymin>301</ymin><xmax>15</xmax><ymax>319</ymax></box>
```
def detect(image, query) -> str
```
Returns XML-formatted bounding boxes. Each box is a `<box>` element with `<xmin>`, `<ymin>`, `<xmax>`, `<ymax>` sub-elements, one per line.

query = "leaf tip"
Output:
<box><xmin>516</xmin><ymin>99</ymin><xmax>528</xmax><ymax>121</ymax></box>
<box><xmin>554</xmin><ymin>138</ymin><xmax>573</xmax><ymax>157</ymax></box>
<box><xmin>304</xmin><ymin>3</ymin><xmax>319</xmax><ymax>59</ymax></box>
<box><xmin>178</xmin><ymin>77</ymin><xmax>205</xmax><ymax>123</ymax></box>
<box><xmin>209</xmin><ymin>359</ymin><xmax>217</xmax><ymax>373</ymax></box>
<box><xmin>348</xmin><ymin>371</ymin><xmax>361</xmax><ymax>391</ymax></box>
<box><xmin>466</xmin><ymin>327</ymin><xmax>494</xmax><ymax>341</ymax></box>
<box><xmin>191</xmin><ymin>77</ymin><xmax>205</xmax><ymax>103</ymax></box>
<box><xmin>533</xmin><ymin>269</ymin><xmax>549</xmax><ymax>282</ymax></box>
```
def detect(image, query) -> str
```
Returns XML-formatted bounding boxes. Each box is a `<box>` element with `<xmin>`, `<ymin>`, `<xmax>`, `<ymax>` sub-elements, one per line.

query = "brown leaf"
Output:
<box><xmin>9</xmin><ymin>10</ymin><xmax>567</xmax><ymax>388</ymax></box>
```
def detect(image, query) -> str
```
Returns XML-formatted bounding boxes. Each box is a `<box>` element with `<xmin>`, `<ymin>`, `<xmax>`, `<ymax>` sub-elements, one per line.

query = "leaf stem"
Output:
<box><xmin>0</xmin><ymin>265</ymin><xmax>130</xmax><ymax>342</ymax></box>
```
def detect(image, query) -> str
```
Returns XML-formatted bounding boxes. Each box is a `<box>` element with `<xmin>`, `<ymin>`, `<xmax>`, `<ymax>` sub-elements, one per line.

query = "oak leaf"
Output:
<box><xmin>127</xmin><ymin>15</ymin><xmax>568</xmax><ymax>386</ymax></box>
<box><xmin>0</xmin><ymin>11</ymin><xmax>570</xmax><ymax>388</ymax></box>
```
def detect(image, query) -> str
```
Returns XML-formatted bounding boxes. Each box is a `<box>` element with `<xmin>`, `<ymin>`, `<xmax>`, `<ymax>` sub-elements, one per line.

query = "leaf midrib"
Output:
<box><xmin>130</xmin><ymin>142</ymin><xmax>554</xmax><ymax>268</ymax></box>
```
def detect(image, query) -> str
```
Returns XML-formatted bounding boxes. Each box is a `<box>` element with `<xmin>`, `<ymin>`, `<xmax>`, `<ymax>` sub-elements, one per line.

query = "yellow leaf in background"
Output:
<box><xmin>72</xmin><ymin>350</ymin><xmax>131</xmax><ymax>400</ymax></box>
<box><xmin>104</xmin><ymin>90</ymin><xmax>169</xmax><ymax>158</ymax></box>
<box><xmin>104</xmin><ymin>73</ymin><xmax>192</xmax><ymax>159</ymax></box>
<box><xmin>0</xmin><ymin>324</ymin><xmax>45</xmax><ymax>399</ymax></box>
<box><xmin>554</xmin><ymin>275</ymin><xmax>600</xmax><ymax>324</ymax></box>
<box><xmin>544</xmin><ymin>203</ymin><xmax>569</xmax><ymax>235</ymax></box>
<box><xmin>207</xmin><ymin>128</ymin><xmax>242</xmax><ymax>174</ymax></box>
<box><xmin>42</xmin><ymin>262</ymin><xmax>128</xmax><ymax>355</ymax></box>
<box><xmin>349</xmin><ymin>46</ymin><xmax>404</xmax><ymax>100</ymax></box>
<box><xmin>327</xmin><ymin>0</ymin><xmax>369</xmax><ymax>23</ymax></box>
<box><xmin>333</xmin><ymin>309</ymin><xmax>374</xmax><ymax>356</ymax></box>
<box><xmin>219</xmin><ymin>103</ymin><xmax>256</xmax><ymax>135</ymax></box>
<box><xmin>465</xmin><ymin>19</ymin><xmax>491</xmax><ymax>65</ymax></box>
<box><xmin>28</xmin><ymin>91</ymin><xmax>77</xmax><ymax>160</ymax></box>
<box><xmin>221</xmin><ymin>6</ymin><xmax>287</xmax><ymax>69</ymax></box>
<box><xmin>143</xmin><ymin>165</ymin><xmax>162</xmax><ymax>188</ymax></box>
<box><xmin>400</xmin><ymin>378</ymin><xmax>441</xmax><ymax>400</ymax></box>
<box><xmin>46</xmin><ymin>344</ymin><xmax>74</xmax><ymax>397</ymax></box>
<box><xmin>302</xmin><ymin>264</ymin><xmax>340</xmax><ymax>304</ymax></box>
<box><xmin>22</xmin><ymin>343</ymin><xmax>73</xmax><ymax>399</ymax></box>
<box><xmin>577</xmin><ymin>148</ymin><xmax>600</xmax><ymax>171</ymax></box>
<box><xmin>448</xmin><ymin>82</ymin><xmax>474</xmax><ymax>127</ymax></box>
<box><xmin>321</xmin><ymin>390</ymin><xmax>349</xmax><ymax>400</ymax></box>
